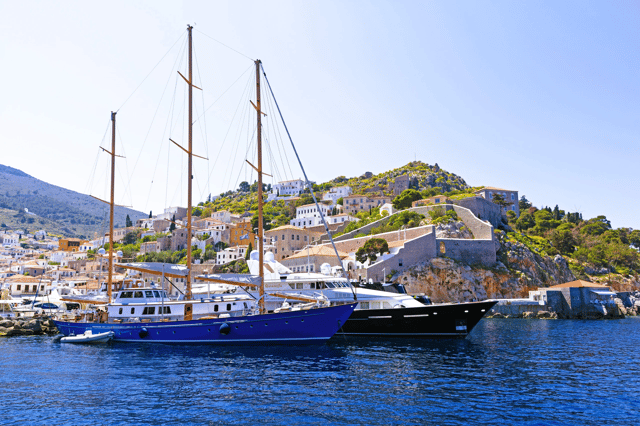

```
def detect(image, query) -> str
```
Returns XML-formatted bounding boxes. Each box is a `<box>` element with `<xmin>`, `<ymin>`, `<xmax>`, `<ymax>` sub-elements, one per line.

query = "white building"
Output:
<box><xmin>216</xmin><ymin>246</ymin><xmax>249</xmax><ymax>265</ymax></box>
<box><xmin>290</xmin><ymin>203</ymin><xmax>332</xmax><ymax>228</ymax></box>
<box><xmin>273</xmin><ymin>179</ymin><xmax>305</xmax><ymax>196</ymax></box>
<box><xmin>0</xmin><ymin>233</ymin><xmax>19</xmax><ymax>247</ymax></box>
<box><xmin>210</xmin><ymin>210</ymin><xmax>232</xmax><ymax>224</ymax></box>
<box><xmin>322</xmin><ymin>185</ymin><xmax>352</xmax><ymax>205</ymax></box>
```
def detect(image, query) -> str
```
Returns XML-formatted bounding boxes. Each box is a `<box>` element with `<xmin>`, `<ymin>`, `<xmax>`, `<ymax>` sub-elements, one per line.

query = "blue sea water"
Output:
<box><xmin>1</xmin><ymin>318</ymin><xmax>639</xmax><ymax>426</ymax></box>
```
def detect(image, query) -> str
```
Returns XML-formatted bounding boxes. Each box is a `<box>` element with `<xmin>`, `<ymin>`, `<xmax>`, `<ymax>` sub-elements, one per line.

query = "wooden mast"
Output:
<box><xmin>185</xmin><ymin>24</ymin><xmax>193</xmax><ymax>301</ymax></box>
<box><xmin>108</xmin><ymin>111</ymin><xmax>116</xmax><ymax>303</ymax></box>
<box><xmin>255</xmin><ymin>59</ymin><xmax>265</xmax><ymax>314</ymax></box>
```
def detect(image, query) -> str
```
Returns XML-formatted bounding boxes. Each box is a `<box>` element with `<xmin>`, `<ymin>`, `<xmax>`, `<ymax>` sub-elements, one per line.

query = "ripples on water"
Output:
<box><xmin>1</xmin><ymin>319</ymin><xmax>639</xmax><ymax>425</ymax></box>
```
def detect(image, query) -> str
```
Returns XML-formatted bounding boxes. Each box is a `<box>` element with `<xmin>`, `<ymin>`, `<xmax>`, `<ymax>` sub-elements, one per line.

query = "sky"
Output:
<box><xmin>1</xmin><ymin>0</ymin><xmax>638</xmax><ymax>229</ymax></box>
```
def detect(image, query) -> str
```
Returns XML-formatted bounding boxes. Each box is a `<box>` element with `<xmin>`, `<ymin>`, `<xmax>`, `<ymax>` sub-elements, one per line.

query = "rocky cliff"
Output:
<box><xmin>397</xmin><ymin>231</ymin><xmax>576</xmax><ymax>303</ymax></box>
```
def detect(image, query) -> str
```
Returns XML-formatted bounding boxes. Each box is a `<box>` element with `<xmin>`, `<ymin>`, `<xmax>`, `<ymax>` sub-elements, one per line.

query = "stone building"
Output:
<box><xmin>265</xmin><ymin>225</ymin><xmax>323</xmax><ymax>260</ymax></box>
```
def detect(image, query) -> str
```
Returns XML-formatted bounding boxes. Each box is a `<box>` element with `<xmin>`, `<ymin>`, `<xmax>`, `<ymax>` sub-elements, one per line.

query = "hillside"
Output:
<box><xmin>0</xmin><ymin>164</ymin><xmax>146</xmax><ymax>238</ymax></box>
<box><xmin>203</xmin><ymin>161</ymin><xmax>471</xmax><ymax>224</ymax></box>
<box><xmin>321</xmin><ymin>161</ymin><xmax>469</xmax><ymax>196</ymax></box>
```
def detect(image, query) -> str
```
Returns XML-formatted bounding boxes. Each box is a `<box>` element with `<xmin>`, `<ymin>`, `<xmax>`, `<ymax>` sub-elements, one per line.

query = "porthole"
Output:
<box><xmin>264</xmin><ymin>323</ymin><xmax>268</xmax><ymax>327</ymax></box>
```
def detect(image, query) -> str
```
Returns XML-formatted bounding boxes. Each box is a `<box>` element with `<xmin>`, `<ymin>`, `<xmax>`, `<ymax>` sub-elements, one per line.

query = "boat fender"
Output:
<box><xmin>219</xmin><ymin>323</ymin><xmax>231</xmax><ymax>335</ymax></box>
<box><xmin>139</xmin><ymin>327</ymin><xmax>149</xmax><ymax>338</ymax></box>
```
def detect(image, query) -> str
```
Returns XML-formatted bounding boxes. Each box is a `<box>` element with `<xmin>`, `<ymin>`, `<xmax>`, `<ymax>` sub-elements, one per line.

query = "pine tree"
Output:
<box><xmin>125</xmin><ymin>214</ymin><xmax>132</xmax><ymax>227</ymax></box>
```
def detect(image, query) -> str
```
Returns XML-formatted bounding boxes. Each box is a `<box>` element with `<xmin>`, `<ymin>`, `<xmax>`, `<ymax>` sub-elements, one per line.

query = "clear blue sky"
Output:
<box><xmin>1</xmin><ymin>1</ymin><xmax>638</xmax><ymax>229</ymax></box>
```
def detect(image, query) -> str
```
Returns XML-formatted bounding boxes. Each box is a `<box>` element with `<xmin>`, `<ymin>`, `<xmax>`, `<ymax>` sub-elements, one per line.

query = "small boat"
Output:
<box><xmin>60</xmin><ymin>330</ymin><xmax>114</xmax><ymax>344</ymax></box>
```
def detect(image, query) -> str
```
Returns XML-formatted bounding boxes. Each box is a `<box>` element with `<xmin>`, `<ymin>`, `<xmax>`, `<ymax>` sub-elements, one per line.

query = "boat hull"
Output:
<box><xmin>53</xmin><ymin>303</ymin><xmax>356</xmax><ymax>345</ymax></box>
<box><xmin>60</xmin><ymin>331</ymin><xmax>114</xmax><ymax>344</ymax></box>
<box><xmin>337</xmin><ymin>300</ymin><xmax>497</xmax><ymax>338</ymax></box>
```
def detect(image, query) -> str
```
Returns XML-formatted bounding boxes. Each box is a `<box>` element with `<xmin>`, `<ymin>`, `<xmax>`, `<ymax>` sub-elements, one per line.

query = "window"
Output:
<box><xmin>16</xmin><ymin>285</ymin><xmax>21</xmax><ymax>291</ymax></box>
<box><xmin>304</xmin><ymin>236</ymin><xmax>308</xmax><ymax>242</ymax></box>
<box><xmin>145</xmin><ymin>291</ymin><xmax>153</xmax><ymax>298</ymax></box>
<box><xmin>296</xmin><ymin>235</ymin><xmax>300</xmax><ymax>241</ymax></box>
<box><xmin>296</xmin><ymin>283</ymin><xmax>303</xmax><ymax>289</ymax></box>
<box><xmin>153</xmin><ymin>291</ymin><xmax>160</xmax><ymax>297</ymax></box>
<box><xmin>292</xmin><ymin>234</ymin><xmax>295</xmax><ymax>240</ymax></box>
<box><xmin>282</xmin><ymin>234</ymin><xmax>285</xmax><ymax>240</ymax></box>
<box><xmin>226</xmin><ymin>303</ymin><xmax>231</xmax><ymax>311</ymax></box>
<box><xmin>142</xmin><ymin>307</ymin><xmax>156</xmax><ymax>315</ymax></box>
<box><xmin>118</xmin><ymin>308</ymin><xmax>123</xmax><ymax>314</ymax></box>
<box><xmin>131</xmin><ymin>308</ymin><xmax>135</xmax><ymax>314</ymax></box>
<box><xmin>134</xmin><ymin>291</ymin><xmax>143</xmax><ymax>298</ymax></box>
<box><xmin>214</xmin><ymin>305</ymin><xmax>219</xmax><ymax>312</ymax></box>
<box><xmin>120</xmin><ymin>291</ymin><xmax>133</xmax><ymax>298</ymax></box>
<box><xmin>398</xmin><ymin>258</ymin><xmax>403</xmax><ymax>267</ymax></box>
<box><xmin>511</xmin><ymin>194</ymin><xmax>515</xmax><ymax>200</ymax></box>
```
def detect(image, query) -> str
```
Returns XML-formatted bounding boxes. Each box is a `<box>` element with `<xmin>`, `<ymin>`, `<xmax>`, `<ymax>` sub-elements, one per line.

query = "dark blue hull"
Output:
<box><xmin>54</xmin><ymin>303</ymin><xmax>356</xmax><ymax>345</ymax></box>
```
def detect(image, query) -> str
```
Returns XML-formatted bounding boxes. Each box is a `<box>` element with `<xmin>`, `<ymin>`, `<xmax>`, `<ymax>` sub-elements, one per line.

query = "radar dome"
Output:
<box><xmin>265</xmin><ymin>252</ymin><xmax>275</xmax><ymax>262</ymax></box>
<box><xmin>98</xmin><ymin>248</ymin><xmax>106</xmax><ymax>256</ymax></box>
<box><xmin>321</xmin><ymin>263</ymin><xmax>332</xmax><ymax>275</ymax></box>
<box><xmin>250</xmin><ymin>250</ymin><xmax>259</xmax><ymax>261</ymax></box>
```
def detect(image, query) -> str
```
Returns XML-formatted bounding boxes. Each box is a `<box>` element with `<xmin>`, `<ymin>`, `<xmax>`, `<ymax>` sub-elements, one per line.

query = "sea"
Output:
<box><xmin>1</xmin><ymin>318</ymin><xmax>638</xmax><ymax>426</ymax></box>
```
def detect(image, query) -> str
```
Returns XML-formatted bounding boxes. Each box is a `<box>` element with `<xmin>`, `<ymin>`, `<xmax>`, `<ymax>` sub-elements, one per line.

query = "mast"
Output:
<box><xmin>108</xmin><ymin>111</ymin><xmax>116</xmax><ymax>302</ymax></box>
<box><xmin>185</xmin><ymin>24</ymin><xmax>193</xmax><ymax>301</ymax></box>
<box><xmin>256</xmin><ymin>59</ymin><xmax>265</xmax><ymax>313</ymax></box>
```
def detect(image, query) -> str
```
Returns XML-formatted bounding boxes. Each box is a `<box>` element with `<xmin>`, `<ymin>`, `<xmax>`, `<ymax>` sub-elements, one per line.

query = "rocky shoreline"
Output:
<box><xmin>0</xmin><ymin>316</ymin><xmax>58</xmax><ymax>337</ymax></box>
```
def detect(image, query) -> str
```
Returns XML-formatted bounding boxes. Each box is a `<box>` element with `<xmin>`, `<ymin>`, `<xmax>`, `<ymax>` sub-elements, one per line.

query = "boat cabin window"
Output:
<box><xmin>325</xmin><ymin>282</ymin><xmax>335</xmax><ymax>288</ymax></box>
<box><xmin>153</xmin><ymin>291</ymin><xmax>161</xmax><ymax>297</ymax></box>
<box><xmin>226</xmin><ymin>304</ymin><xmax>231</xmax><ymax>311</ymax></box>
<box><xmin>214</xmin><ymin>305</ymin><xmax>219</xmax><ymax>312</ymax></box>
<box><xmin>142</xmin><ymin>307</ymin><xmax>155</xmax><ymax>315</ymax></box>
<box><xmin>296</xmin><ymin>283</ymin><xmax>303</xmax><ymax>290</ymax></box>
<box><xmin>120</xmin><ymin>291</ymin><xmax>133</xmax><ymax>298</ymax></box>
<box><xmin>159</xmin><ymin>306</ymin><xmax>171</xmax><ymax>314</ymax></box>
<box><xmin>130</xmin><ymin>308</ymin><xmax>135</xmax><ymax>314</ymax></box>
<box><xmin>134</xmin><ymin>291</ymin><xmax>143</xmax><ymax>298</ymax></box>
<box><xmin>317</xmin><ymin>282</ymin><xmax>325</xmax><ymax>289</ymax></box>
<box><xmin>359</xmin><ymin>302</ymin><xmax>370</xmax><ymax>309</ymax></box>
<box><xmin>309</xmin><ymin>283</ymin><xmax>315</xmax><ymax>289</ymax></box>
<box><xmin>119</xmin><ymin>308</ymin><xmax>123</xmax><ymax>314</ymax></box>
<box><xmin>288</xmin><ymin>284</ymin><xmax>295</xmax><ymax>289</ymax></box>
<box><xmin>145</xmin><ymin>291</ymin><xmax>153</xmax><ymax>298</ymax></box>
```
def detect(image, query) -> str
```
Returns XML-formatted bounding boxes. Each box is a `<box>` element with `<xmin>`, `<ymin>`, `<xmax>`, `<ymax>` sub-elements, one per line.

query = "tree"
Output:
<box><xmin>149</xmin><ymin>211</ymin><xmax>153</xmax><ymax>218</ymax></box>
<box><xmin>518</xmin><ymin>195</ymin><xmax>532</xmax><ymax>212</ymax></box>
<box><xmin>392</xmin><ymin>189</ymin><xmax>422</xmax><ymax>210</ymax></box>
<box><xmin>491</xmin><ymin>193</ymin><xmax>510</xmax><ymax>210</ymax></box>
<box><xmin>123</xmin><ymin>232</ymin><xmax>138</xmax><ymax>245</ymax></box>
<box><xmin>169</xmin><ymin>214</ymin><xmax>176</xmax><ymax>232</ymax></box>
<box><xmin>337</xmin><ymin>197</ymin><xmax>343</xmax><ymax>206</ymax></box>
<box><xmin>516</xmin><ymin>212</ymin><xmax>535</xmax><ymax>231</ymax></box>
<box><xmin>245</xmin><ymin>242</ymin><xmax>253</xmax><ymax>260</ymax></box>
<box><xmin>356</xmin><ymin>238</ymin><xmax>389</xmax><ymax>264</ymax></box>
<box><xmin>629</xmin><ymin>229</ymin><xmax>640</xmax><ymax>249</ymax></box>
<box><xmin>550</xmin><ymin>229</ymin><xmax>576</xmax><ymax>255</ymax></box>
<box><xmin>125</xmin><ymin>214</ymin><xmax>132</xmax><ymax>227</ymax></box>
<box><xmin>238</xmin><ymin>181</ymin><xmax>250</xmax><ymax>192</ymax></box>
<box><xmin>251</xmin><ymin>212</ymin><xmax>271</xmax><ymax>232</ymax></box>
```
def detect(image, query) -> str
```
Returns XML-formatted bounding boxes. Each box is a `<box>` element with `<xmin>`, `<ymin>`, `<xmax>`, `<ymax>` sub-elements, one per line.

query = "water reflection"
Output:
<box><xmin>2</xmin><ymin>319</ymin><xmax>640</xmax><ymax>425</ymax></box>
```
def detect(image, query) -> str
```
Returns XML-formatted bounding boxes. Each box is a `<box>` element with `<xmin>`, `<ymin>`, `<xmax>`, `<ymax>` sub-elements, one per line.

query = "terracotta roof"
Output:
<box><xmin>6</xmin><ymin>275</ymin><xmax>49</xmax><ymax>283</ymax></box>
<box><xmin>475</xmin><ymin>187</ymin><xmax>515</xmax><ymax>192</ymax></box>
<box><xmin>287</xmin><ymin>245</ymin><xmax>349</xmax><ymax>259</ymax></box>
<box><xmin>546</xmin><ymin>280</ymin><xmax>609</xmax><ymax>289</ymax></box>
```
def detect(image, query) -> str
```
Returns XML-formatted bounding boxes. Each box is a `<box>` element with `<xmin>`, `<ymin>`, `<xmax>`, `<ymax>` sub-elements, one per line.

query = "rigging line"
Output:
<box><xmin>265</xmin><ymin>83</ymin><xmax>294</xmax><ymax>181</ymax></box>
<box><xmin>115</xmin><ymin>125</ymin><xmax>134</xmax><ymax>209</ymax></box>
<box><xmin>146</xmin><ymin>75</ymin><xmax>180</xmax><ymax>211</ymax></box>
<box><xmin>216</xmin><ymin>72</ymin><xmax>253</xmax><ymax>192</ymax></box>
<box><xmin>126</xmin><ymin>36</ymin><xmax>188</xmax><ymax>210</ymax></box>
<box><xmin>260</xmin><ymin>63</ymin><xmax>357</xmax><ymax>300</ymax></box>
<box><xmin>193</xmin><ymin>46</ymin><xmax>211</xmax><ymax>204</ymax></box>
<box><xmin>117</xmin><ymin>31</ymin><xmax>186</xmax><ymax>112</ymax></box>
<box><xmin>85</xmin><ymin>120</ymin><xmax>112</xmax><ymax>196</ymax></box>
<box><xmin>193</xmin><ymin>64</ymin><xmax>253</xmax><ymax>124</ymax></box>
<box><xmin>194</xmin><ymin>28</ymin><xmax>254</xmax><ymax>62</ymax></box>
